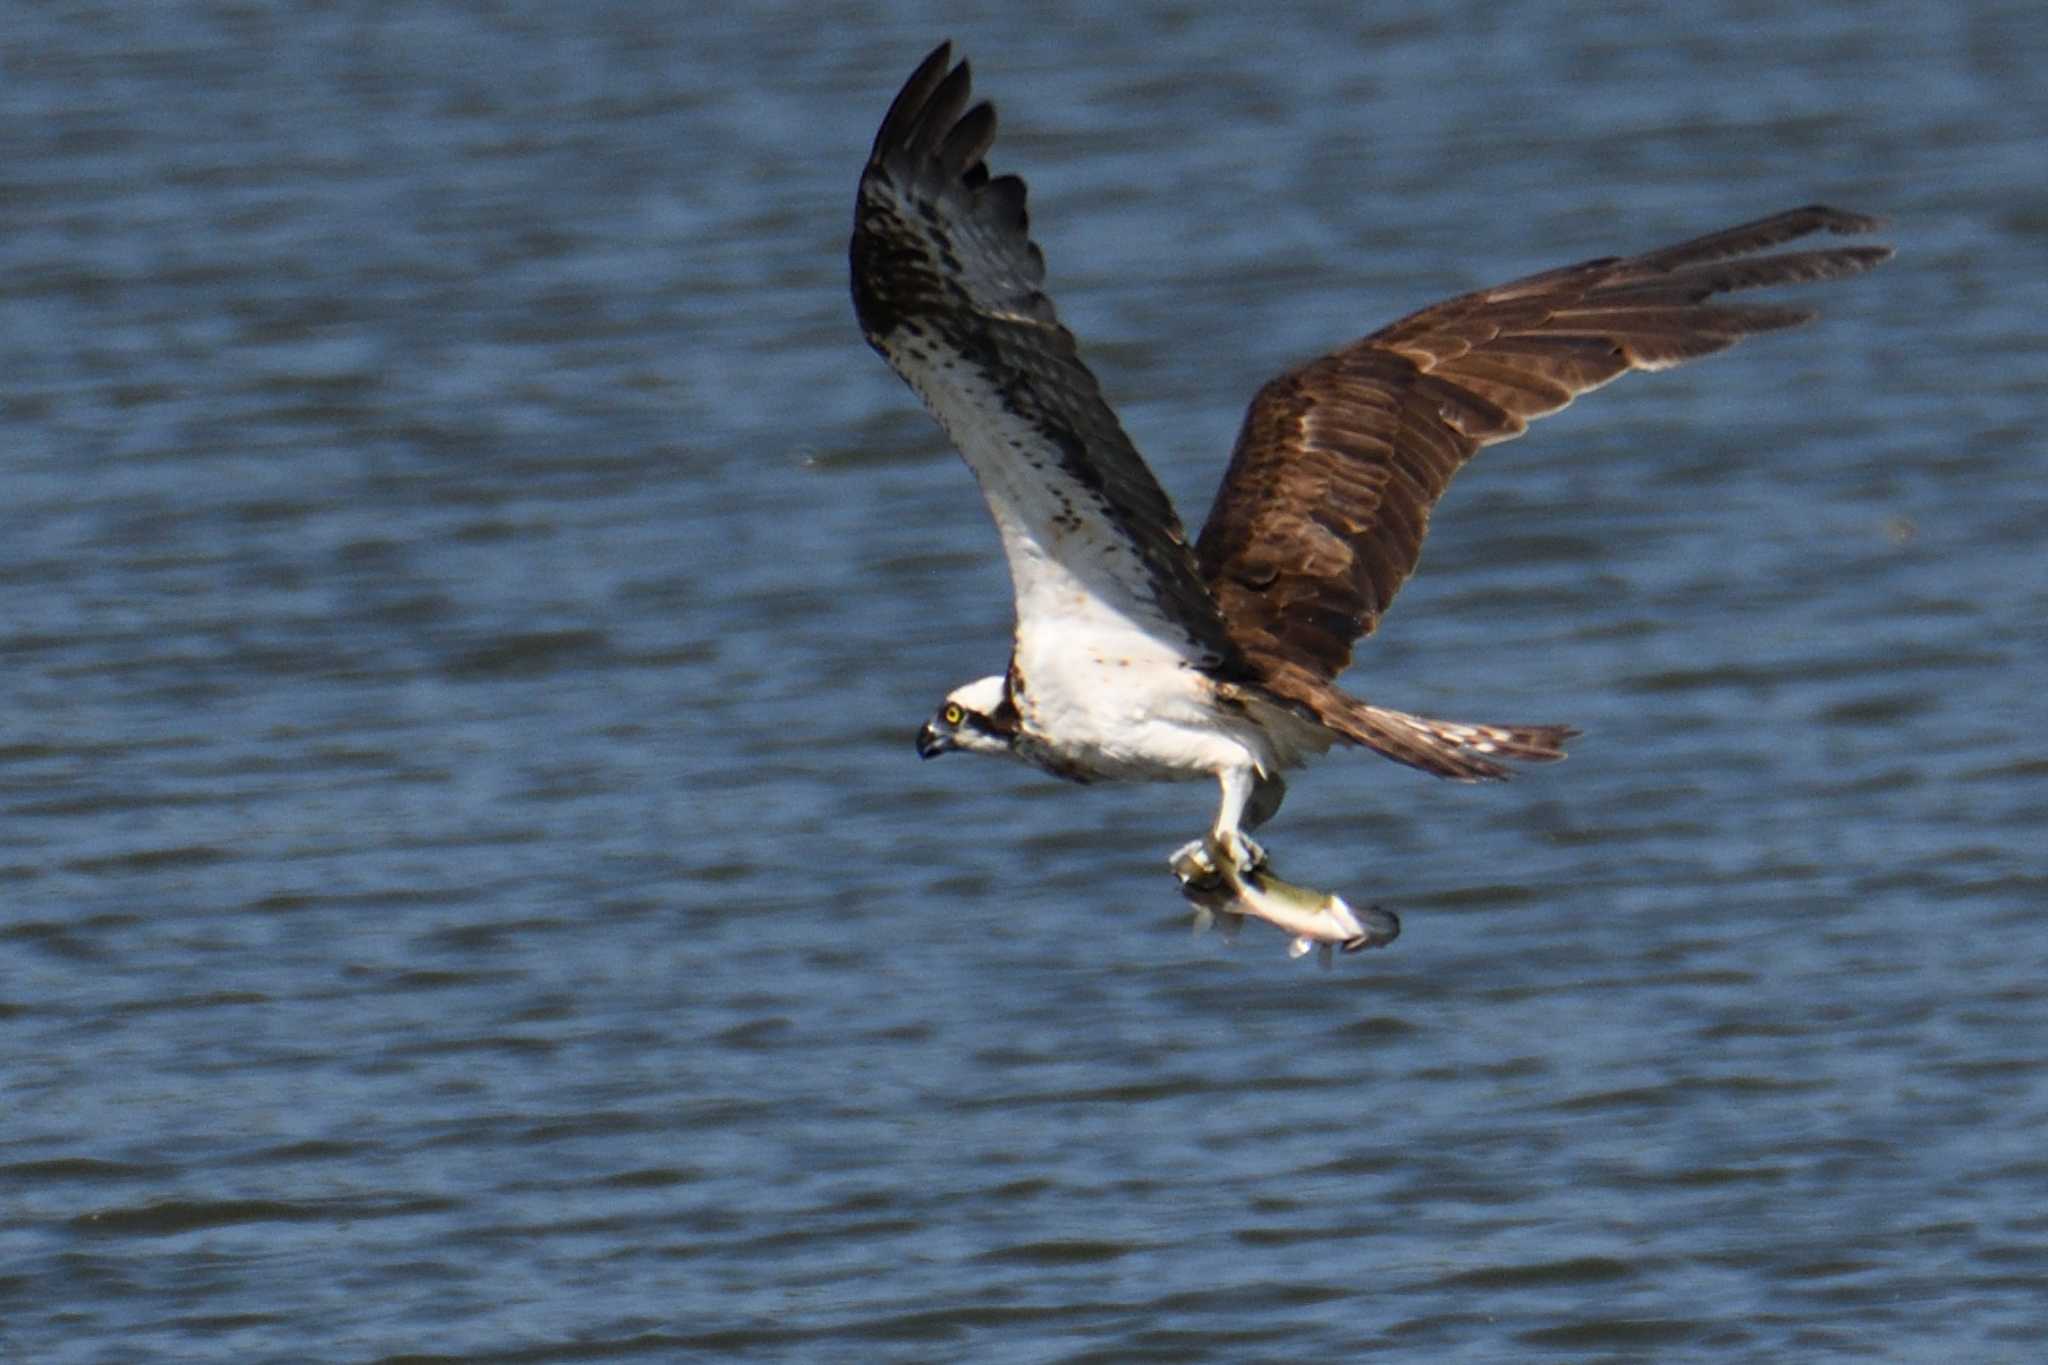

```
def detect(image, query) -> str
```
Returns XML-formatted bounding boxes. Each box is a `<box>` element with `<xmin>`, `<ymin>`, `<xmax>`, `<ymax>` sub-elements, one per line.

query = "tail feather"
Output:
<box><xmin>1328</xmin><ymin>699</ymin><xmax>1578</xmax><ymax>781</ymax></box>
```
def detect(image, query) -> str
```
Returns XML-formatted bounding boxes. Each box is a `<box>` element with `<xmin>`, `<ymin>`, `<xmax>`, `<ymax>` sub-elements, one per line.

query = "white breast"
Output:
<box><xmin>1010</xmin><ymin>615</ymin><xmax>1259</xmax><ymax>784</ymax></box>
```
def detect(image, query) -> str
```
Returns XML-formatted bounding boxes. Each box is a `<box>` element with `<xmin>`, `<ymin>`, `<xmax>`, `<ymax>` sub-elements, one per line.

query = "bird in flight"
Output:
<box><xmin>850</xmin><ymin>42</ymin><xmax>1888</xmax><ymax>956</ymax></box>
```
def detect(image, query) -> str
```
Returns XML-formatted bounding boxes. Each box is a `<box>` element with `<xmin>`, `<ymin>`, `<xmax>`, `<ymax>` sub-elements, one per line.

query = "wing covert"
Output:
<box><xmin>1195</xmin><ymin>206</ymin><xmax>1891</xmax><ymax>684</ymax></box>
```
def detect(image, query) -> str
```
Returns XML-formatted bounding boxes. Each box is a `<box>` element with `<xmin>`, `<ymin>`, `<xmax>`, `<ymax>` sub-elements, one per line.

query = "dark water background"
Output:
<box><xmin>4</xmin><ymin>1</ymin><xmax>2045</xmax><ymax>1360</ymax></box>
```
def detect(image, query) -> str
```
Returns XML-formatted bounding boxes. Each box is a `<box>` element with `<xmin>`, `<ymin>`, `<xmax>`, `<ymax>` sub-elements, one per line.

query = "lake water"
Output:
<box><xmin>4</xmin><ymin>1</ymin><xmax>2045</xmax><ymax>1360</ymax></box>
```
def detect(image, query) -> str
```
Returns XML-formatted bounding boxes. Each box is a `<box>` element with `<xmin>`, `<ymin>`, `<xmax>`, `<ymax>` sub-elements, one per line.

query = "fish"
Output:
<box><xmin>1172</xmin><ymin>843</ymin><xmax>1400</xmax><ymax>963</ymax></box>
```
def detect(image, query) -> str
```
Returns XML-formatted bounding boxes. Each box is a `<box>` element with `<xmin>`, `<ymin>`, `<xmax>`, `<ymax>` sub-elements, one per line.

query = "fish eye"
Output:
<box><xmin>942</xmin><ymin>703</ymin><xmax>965</xmax><ymax>726</ymax></box>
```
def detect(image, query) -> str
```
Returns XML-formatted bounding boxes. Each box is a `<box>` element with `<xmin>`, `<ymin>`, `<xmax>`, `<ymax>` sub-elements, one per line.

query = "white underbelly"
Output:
<box><xmin>1012</xmin><ymin>630</ymin><xmax>1259</xmax><ymax>783</ymax></box>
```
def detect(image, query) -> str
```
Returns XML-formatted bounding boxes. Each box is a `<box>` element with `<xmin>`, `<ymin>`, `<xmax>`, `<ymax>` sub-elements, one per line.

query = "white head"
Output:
<box><xmin>915</xmin><ymin>674</ymin><xmax>1016</xmax><ymax>760</ymax></box>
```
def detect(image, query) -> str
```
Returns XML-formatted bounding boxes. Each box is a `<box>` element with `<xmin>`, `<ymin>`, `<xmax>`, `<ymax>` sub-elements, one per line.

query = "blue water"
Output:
<box><xmin>3</xmin><ymin>1</ymin><xmax>2045</xmax><ymax>1360</ymax></box>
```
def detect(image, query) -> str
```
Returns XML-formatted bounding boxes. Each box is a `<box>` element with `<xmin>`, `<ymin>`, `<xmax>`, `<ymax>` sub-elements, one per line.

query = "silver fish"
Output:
<box><xmin>1173</xmin><ymin>843</ymin><xmax>1399</xmax><ymax>960</ymax></box>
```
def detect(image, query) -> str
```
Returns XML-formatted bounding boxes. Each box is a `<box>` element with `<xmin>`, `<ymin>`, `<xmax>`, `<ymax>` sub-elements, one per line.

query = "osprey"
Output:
<box><xmin>851</xmin><ymin>44</ymin><xmax>1888</xmax><ymax>949</ymax></box>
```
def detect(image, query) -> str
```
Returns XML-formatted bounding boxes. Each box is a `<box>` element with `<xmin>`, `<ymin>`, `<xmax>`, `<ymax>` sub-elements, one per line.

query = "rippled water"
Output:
<box><xmin>4</xmin><ymin>1</ymin><xmax>2045</xmax><ymax>1360</ymax></box>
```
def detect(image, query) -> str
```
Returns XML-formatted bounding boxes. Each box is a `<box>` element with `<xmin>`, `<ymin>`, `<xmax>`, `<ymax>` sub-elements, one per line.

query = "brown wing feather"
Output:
<box><xmin>1195</xmin><ymin>206</ymin><xmax>1891</xmax><ymax>685</ymax></box>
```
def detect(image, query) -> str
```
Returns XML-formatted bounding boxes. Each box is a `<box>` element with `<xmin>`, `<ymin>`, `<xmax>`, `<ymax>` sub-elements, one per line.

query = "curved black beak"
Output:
<box><xmin>916</xmin><ymin>724</ymin><xmax>951</xmax><ymax>760</ymax></box>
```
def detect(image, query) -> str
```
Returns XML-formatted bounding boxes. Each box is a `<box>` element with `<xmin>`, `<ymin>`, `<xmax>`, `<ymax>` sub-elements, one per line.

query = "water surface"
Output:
<box><xmin>3</xmin><ymin>1</ymin><xmax>2045</xmax><ymax>1359</ymax></box>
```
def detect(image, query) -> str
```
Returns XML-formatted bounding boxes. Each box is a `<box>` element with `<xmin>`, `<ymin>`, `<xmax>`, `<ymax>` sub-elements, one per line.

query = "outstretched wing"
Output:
<box><xmin>1195</xmin><ymin>207</ymin><xmax>1892</xmax><ymax>685</ymax></box>
<box><xmin>852</xmin><ymin>44</ymin><xmax>1241</xmax><ymax>673</ymax></box>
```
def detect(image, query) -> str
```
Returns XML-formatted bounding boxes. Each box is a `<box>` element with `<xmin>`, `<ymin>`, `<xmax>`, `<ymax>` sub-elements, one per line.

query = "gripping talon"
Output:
<box><xmin>1210</xmin><ymin>830</ymin><xmax>1268</xmax><ymax>878</ymax></box>
<box><xmin>1170</xmin><ymin>839</ymin><xmax>1220</xmax><ymax>888</ymax></box>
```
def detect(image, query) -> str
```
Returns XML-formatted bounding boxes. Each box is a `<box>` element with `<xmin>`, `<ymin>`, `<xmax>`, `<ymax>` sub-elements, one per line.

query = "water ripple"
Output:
<box><xmin>1</xmin><ymin>1</ymin><xmax>2042</xmax><ymax>1361</ymax></box>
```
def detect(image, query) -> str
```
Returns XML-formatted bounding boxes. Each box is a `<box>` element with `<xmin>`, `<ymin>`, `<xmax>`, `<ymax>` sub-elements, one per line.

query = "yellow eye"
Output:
<box><xmin>942</xmin><ymin>703</ymin><xmax>965</xmax><ymax>726</ymax></box>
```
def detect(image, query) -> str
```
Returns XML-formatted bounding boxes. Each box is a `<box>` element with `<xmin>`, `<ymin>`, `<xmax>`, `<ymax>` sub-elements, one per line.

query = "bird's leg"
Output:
<box><xmin>1222</xmin><ymin>830</ymin><xmax>1268</xmax><ymax>876</ymax></box>
<box><xmin>1171</xmin><ymin>764</ymin><xmax>1275</xmax><ymax>909</ymax></box>
<box><xmin>1209</xmin><ymin>766</ymin><xmax>1269</xmax><ymax>876</ymax></box>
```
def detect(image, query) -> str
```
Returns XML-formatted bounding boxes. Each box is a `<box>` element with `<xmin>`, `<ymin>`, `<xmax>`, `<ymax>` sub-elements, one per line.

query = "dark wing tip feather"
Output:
<box><xmin>1605</xmin><ymin>246</ymin><xmax>1894</xmax><ymax>308</ymax></box>
<box><xmin>853</xmin><ymin>46</ymin><xmax>1031</xmax><ymax>342</ymax></box>
<box><xmin>938</xmin><ymin>101</ymin><xmax>998</xmax><ymax>180</ymax></box>
<box><xmin>1817</xmin><ymin>206</ymin><xmax>1887</xmax><ymax>232</ymax></box>
<box><xmin>865</xmin><ymin>48</ymin><xmax>1001</xmax><ymax>196</ymax></box>
<box><xmin>984</xmin><ymin>173</ymin><xmax>1030</xmax><ymax>230</ymax></box>
<box><xmin>868</xmin><ymin>42</ymin><xmax>954</xmax><ymax>162</ymax></box>
<box><xmin>1636</xmin><ymin>204</ymin><xmax>1888</xmax><ymax>272</ymax></box>
<box><xmin>911</xmin><ymin>61</ymin><xmax>976</xmax><ymax>157</ymax></box>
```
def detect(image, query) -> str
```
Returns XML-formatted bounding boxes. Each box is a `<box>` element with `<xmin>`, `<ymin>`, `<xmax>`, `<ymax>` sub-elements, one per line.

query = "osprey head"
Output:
<box><xmin>917</xmin><ymin>675</ymin><xmax>1013</xmax><ymax>760</ymax></box>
